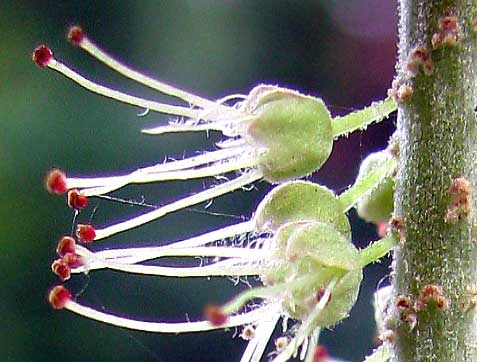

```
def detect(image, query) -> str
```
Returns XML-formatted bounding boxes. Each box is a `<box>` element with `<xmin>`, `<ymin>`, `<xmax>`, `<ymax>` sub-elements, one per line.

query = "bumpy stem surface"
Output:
<box><xmin>393</xmin><ymin>1</ymin><xmax>477</xmax><ymax>361</ymax></box>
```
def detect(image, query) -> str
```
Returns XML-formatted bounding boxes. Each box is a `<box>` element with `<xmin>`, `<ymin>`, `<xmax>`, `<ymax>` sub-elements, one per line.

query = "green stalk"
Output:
<box><xmin>393</xmin><ymin>1</ymin><xmax>477</xmax><ymax>361</ymax></box>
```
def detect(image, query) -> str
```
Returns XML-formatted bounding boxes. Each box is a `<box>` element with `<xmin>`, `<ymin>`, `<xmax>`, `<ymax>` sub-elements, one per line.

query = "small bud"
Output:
<box><xmin>267</xmin><ymin>221</ymin><xmax>362</xmax><ymax>327</ymax></box>
<box><xmin>356</xmin><ymin>150</ymin><xmax>395</xmax><ymax>223</ymax></box>
<box><xmin>432</xmin><ymin>14</ymin><xmax>461</xmax><ymax>48</ymax></box>
<box><xmin>406</xmin><ymin>46</ymin><xmax>433</xmax><ymax>76</ymax></box>
<box><xmin>245</xmin><ymin>87</ymin><xmax>333</xmax><ymax>182</ymax></box>
<box><xmin>389</xmin><ymin>79</ymin><xmax>413</xmax><ymax>104</ymax></box>
<box><xmin>396</xmin><ymin>295</ymin><xmax>412</xmax><ymax>309</ymax></box>
<box><xmin>51</xmin><ymin>259</ymin><xmax>71</xmax><ymax>281</ymax></box>
<box><xmin>45</xmin><ymin>169</ymin><xmax>68</xmax><ymax>194</ymax></box>
<box><xmin>389</xmin><ymin>215</ymin><xmax>405</xmax><ymax>237</ymax></box>
<box><xmin>417</xmin><ymin>284</ymin><xmax>448</xmax><ymax>311</ymax></box>
<box><xmin>32</xmin><ymin>45</ymin><xmax>53</xmax><ymax>68</ymax></box>
<box><xmin>67</xmin><ymin>25</ymin><xmax>85</xmax><ymax>46</ymax></box>
<box><xmin>254</xmin><ymin>180</ymin><xmax>350</xmax><ymax>238</ymax></box>
<box><xmin>56</xmin><ymin>236</ymin><xmax>76</xmax><ymax>257</ymax></box>
<box><xmin>67</xmin><ymin>189</ymin><xmax>88</xmax><ymax>210</ymax></box>
<box><xmin>76</xmin><ymin>224</ymin><xmax>96</xmax><ymax>243</ymax></box>
<box><xmin>204</xmin><ymin>305</ymin><xmax>228</xmax><ymax>326</ymax></box>
<box><xmin>48</xmin><ymin>285</ymin><xmax>72</xmax><ymax>309</ymax></box>
<box><xmin>445</xmin><ymin>177</ymin><xmax>471</xmax><ymax>224</ymax></box>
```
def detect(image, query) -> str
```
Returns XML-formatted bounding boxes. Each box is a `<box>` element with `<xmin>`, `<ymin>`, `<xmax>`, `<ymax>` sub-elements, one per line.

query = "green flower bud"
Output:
<box><xmin>356</xmin><ymin>150</ymin><xmax>395</xmax><ymax>223</ymax></box>
<box><xmin>254</xmin><ymin>180</ymin><xmax>350</xmax><ymax>237</ymax></box>
<box><xmin>262</xmin><ymin>221</ymin><xmax>362</xmax><ymax>327</ymax></box>
<box><xmin>245</xmin><ymin>87</ymin><xmax>333</xmax><ymax>182</ymax></box>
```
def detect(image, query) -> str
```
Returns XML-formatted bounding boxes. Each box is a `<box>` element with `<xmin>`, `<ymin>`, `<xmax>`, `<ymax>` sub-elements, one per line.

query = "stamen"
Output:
<box><xmin>79</xmin><ymin>153</ymin><xmax>257</xmax><ymax>197</ymax></box>
<box><xmin>45</xmin><ymin>56</ymin><xmax>199</xmax><ymax>118</ymax></box>
<box><xmin>204</xmin><ymin>305</ymin><xmax>229</xmax><ymax>326</ymax></box>
<box><xmin>240</xmin><ymin>309</ymin><xmax>281</xmax><ymax>362</ymax></box>
<box><xmin>93</xmin><ymin>170</ymin><xmax>262</xmax><ymax>240</ymax></box>
<box><xmin>74</xmin><ymin>220</ymin><xmax>256</xmax><ymax>270</ymax></box>
<box><xmin>64</xmin><ymin>300</ymin><xmax>270</xmax><ymax>333</ymax></box>
<box><xmin>74</xmin><ymin>246</ymin><xmax>265</xmax><ymax>277</ymax></box>
<box><xmin>51</xmin><ymin>259</ymin><xmax>71</xmax><ymax>281</ymax></box>
<box><xmin>45</xmin><ymin>168</ymin><xmax>68</xmax><ymax>194</ymax></box>
<box><xmin>67</xmin><ymin>189</ymin><xmax>88</xmax><ymax>209</ymax></box>
<box><xmin>48</xmin><ymin>285</ymin><xmax>72</xmax><ymax>309</ymax></box>
<box><xmin>56</xmin><ymin>236</ymin><xmax>76</xmax><ymax>257</ymax></box>
<box><xmin>271</xmin><ymin>280</ymin><xmax>336</xmax><ymax>362</ymax></box>
<box><xmin>68</xmin><ymin>26</ymin><xmax>215</xmax><ymax>109</ymax></box>
<box><xmin>32</xmin><ymin>45</ymin><xmax>53</xmax><ymax>68</ymax></box>
<box><xmin>65</xmin><ymin>146</ymin><xmax>247</xmax><ymax>193</ymax></box>
<box><xmin>76</xmin><ymin>224</ymin><xmax>96</xmax><ymax>243</ymax></box>
<box><xmin>142</xmin><ymin>122</ymin><xmax>225</xmax><ymax>135</ymax></box>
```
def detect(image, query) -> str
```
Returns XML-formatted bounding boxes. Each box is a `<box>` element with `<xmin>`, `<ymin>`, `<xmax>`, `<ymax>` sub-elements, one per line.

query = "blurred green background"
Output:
<box><xmin>1</xmin><ymin>1</ymin><xmax>396</xmax><ymax>361</ymax></box>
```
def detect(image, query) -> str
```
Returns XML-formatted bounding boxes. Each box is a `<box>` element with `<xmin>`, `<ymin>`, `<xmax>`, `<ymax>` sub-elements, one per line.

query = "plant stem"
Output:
<box><xmin>393</xmin><ymin>1</ymin><xmax>477</xmax><ymax>361</ymax></box>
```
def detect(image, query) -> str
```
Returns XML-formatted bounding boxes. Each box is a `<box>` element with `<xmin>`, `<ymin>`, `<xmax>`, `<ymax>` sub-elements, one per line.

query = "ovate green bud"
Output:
<box><xmin>261</xmin><ymin>221</ymin><xmax>362</xmax><ymax>327</ymax></box>
<box><xmin>245</xmin><ymin>86</ymin><xmax>333</xmax><ymax>182</ymax></box>
<box><xmin>254</xmin><ymin>180</ymin><xmax>350</xmax><ymax>237</ymax></box>
<box><xmin>356</xmin><ymin>150</ymin><xmax>395</xmax><ymax>223</ymax></box>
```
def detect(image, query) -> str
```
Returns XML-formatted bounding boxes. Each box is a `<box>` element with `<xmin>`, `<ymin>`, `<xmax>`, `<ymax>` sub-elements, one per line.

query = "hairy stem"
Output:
<box><xmin>393</xmin><ymin>1</ymin><xmax>477</xmax><ymax>361</ymax></box>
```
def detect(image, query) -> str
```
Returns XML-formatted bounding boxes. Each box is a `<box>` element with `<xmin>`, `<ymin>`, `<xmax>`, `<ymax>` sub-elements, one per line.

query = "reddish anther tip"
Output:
<box><xmin>67</xmin><ymin>189</ymin><xmax>88</xmax><ymax>210</ymax></box>
<box><xmin>316</xmin><ymin>289</ymin><xmax>332</xmax><ymax>305</ymax></box>
<box><xmin>63</xmin><ymin>252</ymin><xmax>84</xmax><ymax>268</ymax></box>
<box><xmin>32</xmin><ymin>45</ymin><xmax>53</xmax><ymax>68</ymax></box>
<box><xmin>67</xmin><ymin>26</ymin><xmax>85</xmax><ymax>46</ymax></box>
<box><xmin>48</xmin><ymin>285</ymin><xmax>72</xmax><ymax>310</ymax></box>
<box><xmin>313</xmin><ymin>345</ymin><xmax>329</xmax><ymax>362</ymax></box>
<box><xmin>56</xmin><ymin>236</ymin><xmax>76</xmax><ymax>257</ymax></box>
<box><xmin>376</xmin><ymin>221</ymin><xmax>388</xmax><ymax>238</ymax></box>
<box><xmin>45</xmin><ymin>169</ymin><xmax>68</xmax><ymax>194</ymax></box>
<box><xmin>76</xmin><ymin>224</ymin><xmax>96</xmax><ymax>243</ymax></box>
<box><xmin>51</xmin><ymin>259</ymin><xmax>71</xmax><ymax>281</ymax></box>
<box><xmin>204</xmin><ymin>305</ymin><xmax>229</xmax><ymax>326</ymax></box>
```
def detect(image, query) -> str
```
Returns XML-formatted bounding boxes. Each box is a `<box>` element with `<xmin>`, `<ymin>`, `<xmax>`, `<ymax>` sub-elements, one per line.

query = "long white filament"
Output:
<box><xmin>66</xmin><ymin>301</ymin><xmax>270</xmax><ymax>333</ymax></box>
<box><xmin>48</xmin><ymin>59</ymin><xmax>199</xmax><ymax>118</ymax></box>
<box><xmin>79</xmin><ymin>153</ymin><xmax>257</xmax><ymax>197</ymax></box>
<box><xmin>271</xmin><ymin>279</ymin><xmax>336</xmax><ymax>362</ymax></box>
<box><xmin>88</xmin><ymin>220</ymin><xmax>256</xmax><ymax>262</ymax></box>
<box><xmin>78</xmin><ymin>256</ymin><xmax>265</xmax><ymax>277</ymax></box>
<box><xmin>67</xmin><ymin>146</ymin><xmax>247</xmax><ymax>190</ymax></box>
<box><xmin>79</xmin><ymin>37</ymin><xmax>216</xmax><ymax>109</ymax></box>
<box><xmin>93</xmin><ymin>170</ymin><xmax>262</xmax><ymax>240</ymax></box>
<box><xmin>240</xmin><ymin>307</ymin><xmax>281</xmax><ymax>362</ymax></box>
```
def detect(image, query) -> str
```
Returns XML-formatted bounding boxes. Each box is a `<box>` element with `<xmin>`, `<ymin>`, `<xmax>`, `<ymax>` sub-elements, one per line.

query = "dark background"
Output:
<box><xmin>1</xmin><ymin>1</ymin><xmax>397</xmax><ymax>361</ymax></box>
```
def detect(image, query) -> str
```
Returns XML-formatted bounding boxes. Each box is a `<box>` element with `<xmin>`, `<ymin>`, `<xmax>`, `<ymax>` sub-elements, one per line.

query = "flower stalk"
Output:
<box><xmin>392</xmin><ymin>1</ymin><xmax>477</xmax><ymax>361</ymax></box>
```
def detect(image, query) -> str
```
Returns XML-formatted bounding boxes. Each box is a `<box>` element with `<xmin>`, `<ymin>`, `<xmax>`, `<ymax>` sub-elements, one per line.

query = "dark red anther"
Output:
<box><xmin>316</xmin><ymin>289</ymin><xmax>332</xmax><ymax>305</ymax></box>
<box><xmin>76</xmin><ymin>224</ymin><xmax>96</xmax><ymax>243</ymax></box>
<box><xmin>32</xmin><ymin>45</ymin><xmax>53</xmax><ymax>68</ymax></box>
<box><xmin>56</xmin><ymin>236</ymin><xmax>76</xmax><ymax>257</ymax></box>
<box><xmin>67</xmin><ymin>26</ymin><xmax>85</xmax><ymax>46</ymax></box>
<box><xmin>204</xmin><ymin>305</ymin><xmax>229</xmax><ymax>326</ymax></box>
<box><xmin>313</xmin><ymin>345</ymin><xmax>329</xmax><ymax>362</ymax></box>
<box><xmin>45</xmin><ymin>169</ymin><xmax>68</xmax><ymax>194</ymax></box>
<box><xmin>63</xmin><ymin>252</ymin><xmax>84</xmax><ymax>268</ymax></box>
<box><xmin>48</xmin><ymin>285</ymin><xmax>72</xmax><ymax>310</ymax></box>
<box><xmin>51</xmin><ymin>259</ymin><xmax>71</xmax><ymax>281</ymax></box>
<box><xmin>67</xmin><ymin>189</ymin><xmax>88</xmax><ymax>210</ymax></box>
